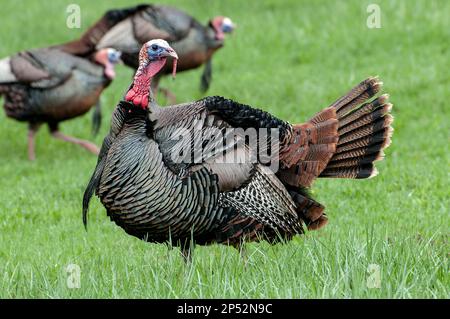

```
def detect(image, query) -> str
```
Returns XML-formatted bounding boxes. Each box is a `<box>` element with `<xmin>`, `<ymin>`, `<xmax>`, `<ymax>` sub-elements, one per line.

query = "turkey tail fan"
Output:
<box><xmin>278</xmin><ymin>107</ymin><xmax>339</xmax><ymax>188</ymax></box>
<box><xmin>320</xmin><ymin>77</ymin><xmax>393</xmax><ymax>179</ymax></box>
<box><xmin>54</xmin><ymin>5</ymin><xmax>150</xmax><ymax>56</ymax></box>
<box><xmin>278</xmin><ymin>77</ymin><xmax>393</xmax><ymax>188</ymax></box>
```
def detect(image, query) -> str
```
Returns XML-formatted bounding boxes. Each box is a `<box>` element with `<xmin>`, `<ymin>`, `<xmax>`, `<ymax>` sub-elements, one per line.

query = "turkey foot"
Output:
<box><xmin>51</xmin><ymin>131</ymin><xmax>100</xmax><ymax>155</ymax></box>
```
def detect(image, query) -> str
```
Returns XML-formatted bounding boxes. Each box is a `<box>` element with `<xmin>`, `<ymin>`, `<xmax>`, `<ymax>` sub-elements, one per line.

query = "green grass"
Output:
<box><xmin>0</xmin><ymin>0</ymin><xmax>448</xmax><ymax>298</ymax></box>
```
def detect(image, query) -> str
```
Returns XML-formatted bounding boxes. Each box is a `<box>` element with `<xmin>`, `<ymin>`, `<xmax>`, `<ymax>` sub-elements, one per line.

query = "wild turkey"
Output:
<box><xmin>0</xmin><ymin>47</ymin><xmax>121</xmax><ymax>160</ymax></box>
<box><xmin>83</xmin><ymin>40</ymin><xmax>393</xmax><ymax>259</ymax></box>
<box><xmin>55</xmin><ymin>4</ymin><xmax>235</xmax><ymax>102</ymax></box>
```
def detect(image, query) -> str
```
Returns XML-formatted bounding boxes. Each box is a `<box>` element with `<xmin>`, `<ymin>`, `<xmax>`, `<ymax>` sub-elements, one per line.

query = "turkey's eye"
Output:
<box><xmin>151</xmin><ymin>44</ymin><xmax>159</xmax><ymax>51</ymax></box>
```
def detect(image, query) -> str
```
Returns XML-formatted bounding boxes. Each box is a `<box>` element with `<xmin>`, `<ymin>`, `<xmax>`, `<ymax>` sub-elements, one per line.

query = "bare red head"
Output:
<box><xmin>210</xmin><ymin>16</ymin><xmax>235</xmax><ymax>41</ymax></box>
<box><xmin>125</xmin><ymin>39</ymin><xmax>178</xmax><ymax>109</ymax></box>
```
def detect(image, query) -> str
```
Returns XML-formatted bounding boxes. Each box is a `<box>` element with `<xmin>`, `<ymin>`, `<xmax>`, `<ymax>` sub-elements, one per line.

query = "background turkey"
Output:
<box><xmin>55</xmin><ymin>4</ymin><xmax>235</xmax><ymax>103</ymax></box>
<box><xmin>0</xmin><ymin>47</ymin><xmax>121</xmax><ymax>160</ymax></box>
<box><xmin>83</xmin><ymin>40</ymin><xmax>393</xmax><ymax>260</ymax></box>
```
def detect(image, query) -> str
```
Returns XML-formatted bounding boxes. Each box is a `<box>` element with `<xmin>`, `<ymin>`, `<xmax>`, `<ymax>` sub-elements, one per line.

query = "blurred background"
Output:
<box><xmin>0</xmin><ymin>0</ymin><xmax>448</xmax><ymax>298</ymax></box>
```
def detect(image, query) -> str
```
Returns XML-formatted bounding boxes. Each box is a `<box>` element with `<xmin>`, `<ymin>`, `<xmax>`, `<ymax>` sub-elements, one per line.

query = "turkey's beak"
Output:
<box><xmin>164</xmin><ymin>48</ymin><xmax>178</xmax><ymax>79</ymax></box>
<box><xmin>112</xmin><ymin>51</ymin><xmax>123</xmax><ymax>65</ymax></box>
<box><xmin>165</xmin><ymin>48</ymin><xmax>178</xmax><ymax>60</ymax></box>
<box><xmin>226</xmin><ymin>22</ymin><xmax>237</xmax><ymax>34</ymax></box>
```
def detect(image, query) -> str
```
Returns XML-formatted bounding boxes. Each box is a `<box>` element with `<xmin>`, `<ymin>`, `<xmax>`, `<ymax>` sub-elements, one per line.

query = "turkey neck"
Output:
<box><xmin>126</xmin><ymin>58</ymin><xmax>167</xmax><ymax>111</ymax></box>
<box><xmin>206</xmin><ymin>25</ymin><xmax>224</xmax><ymax>49</ymax></box>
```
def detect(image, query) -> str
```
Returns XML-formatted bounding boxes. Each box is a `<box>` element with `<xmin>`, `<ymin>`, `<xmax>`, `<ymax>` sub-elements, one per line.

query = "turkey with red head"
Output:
<box><xmin>56</xmin><ymin>4</ymin><xmax>235</xmax><ymax>103</ymax></box>
<box><xmin>83</xmin><ymin>40</ymin><xmax>393</xmax><ymax>260</ymax></box>
<box><xmin>0</xmin><ymin>47</ymin><xmax>121</xmax><ymax>160</ymax></box>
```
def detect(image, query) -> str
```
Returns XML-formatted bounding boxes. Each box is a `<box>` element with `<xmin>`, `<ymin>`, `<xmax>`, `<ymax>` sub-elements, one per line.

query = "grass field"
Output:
<box><xmin>0</xmin><ymin>0</ymin><xmax>448</xmax><ymax>298</ymax></box>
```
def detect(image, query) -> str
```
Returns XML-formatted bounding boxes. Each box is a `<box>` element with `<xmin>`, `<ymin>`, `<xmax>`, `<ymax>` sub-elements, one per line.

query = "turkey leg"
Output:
<box><xmin>158</xmin><ymin>87</ymin><xmax>177</xmax><ymax>105</ymax></box>
<box><xmin>151</xmin><ymin>78</ymin><xmax>176</xmax><ymax>105</ymax></box>
<box><xmin>27</xmin><ymin>123</ymin><xmax>41</xmax><ymax>161</ymax></box>
<box><xmin>51</xmin><ymin>131</ymin><xmax>100</xmax><ymax>155</ymax></box>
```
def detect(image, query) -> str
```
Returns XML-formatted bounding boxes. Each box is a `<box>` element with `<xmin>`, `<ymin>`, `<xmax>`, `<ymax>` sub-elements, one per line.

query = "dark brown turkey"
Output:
<box><xmin>55</xmin><ymin>4</ymin><xmax>235</xmax><ymax>103</ymax></box>
<box><xmin>83</xmin><ymin>40</ymin><xmax>393</xmax><ymax>259</ymax></box>
<box><xmin>0</xmin><ymin>47</ymin><xmax>121</xmax><ymax>160</ymax></box>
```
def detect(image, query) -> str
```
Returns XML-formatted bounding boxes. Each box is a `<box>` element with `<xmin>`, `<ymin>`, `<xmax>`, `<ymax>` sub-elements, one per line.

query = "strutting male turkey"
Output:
<box><xmin>0</xmin><ymin>47</ymin><xmax>121</xmax><ymax>160</ymax></box>
<box><xmin>83</xmin><ymin>40</ymin><xmax>393</xmax><ymax>259</ymax></box>
<box><xmin>55</xmin><ymin>4</ymin><xmax>235</xmax><ymax>103</ymax></box>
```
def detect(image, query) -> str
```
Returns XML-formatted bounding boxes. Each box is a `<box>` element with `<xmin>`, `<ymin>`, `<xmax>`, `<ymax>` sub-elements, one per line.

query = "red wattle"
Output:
<box><xmin>141</xmin><ymin>96</ymin><xmax>149</xmax><ymax>109</ymax></box>
<box><xmin>125</xmin><ymin>89</ymin><xmax>136</xmax><ymax>102</ymax></box>
<box><xmin>133</xmin><ymin>95</ymin><xmax>142</xmax><ymax>107</ymax></box>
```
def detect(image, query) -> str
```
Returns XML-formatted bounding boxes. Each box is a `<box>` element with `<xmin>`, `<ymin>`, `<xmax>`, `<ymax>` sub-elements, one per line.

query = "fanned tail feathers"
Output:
<box><xmin>278</xmin><ymin>107</ymin><xmax>339</xmax><ymax>187</ymax></box>
<box><xmin>320</xmin><ymin>77</ymin><xmax>393</xmax><ymax>179</ymax></box>
<box><xmin>279</xmin><ymin>76</ymin><xmax>393</xmax><ymax>187</ymax></box>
